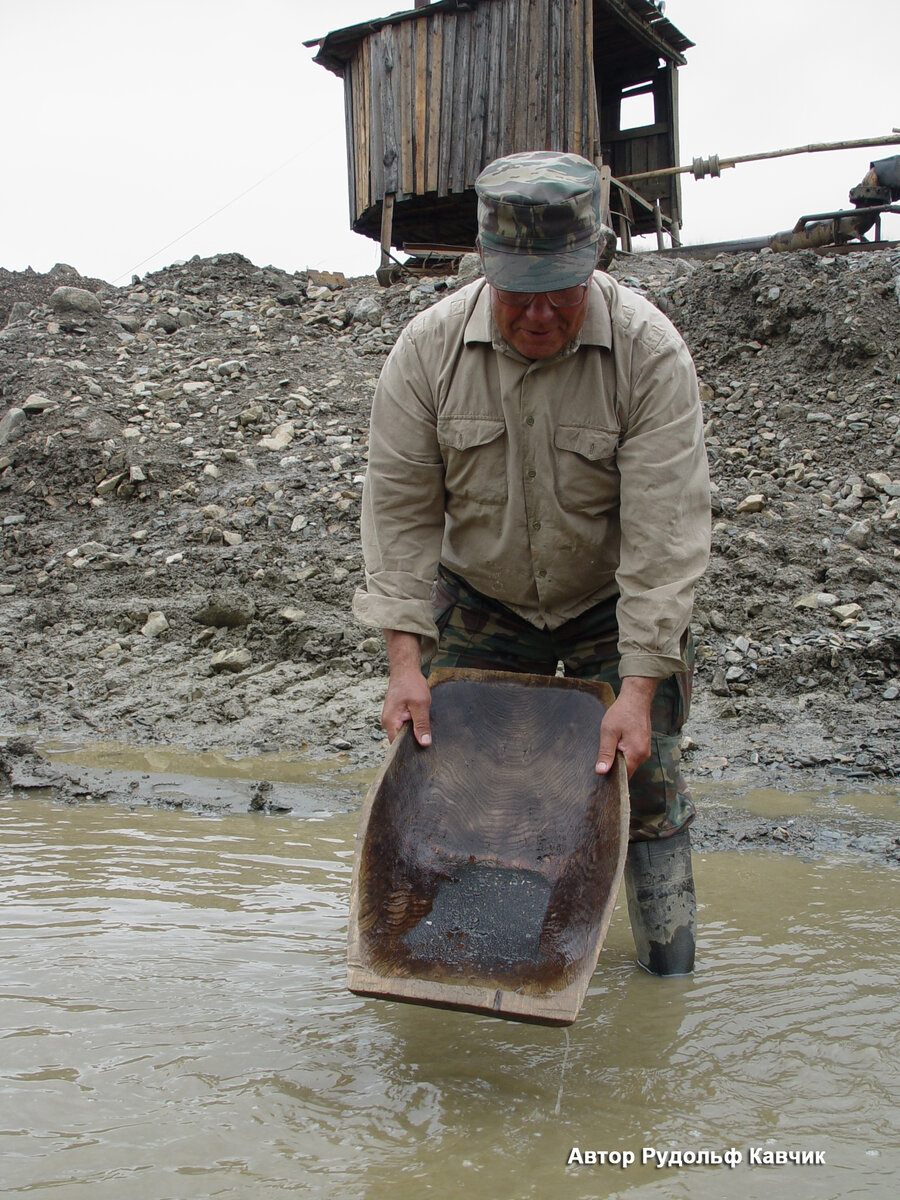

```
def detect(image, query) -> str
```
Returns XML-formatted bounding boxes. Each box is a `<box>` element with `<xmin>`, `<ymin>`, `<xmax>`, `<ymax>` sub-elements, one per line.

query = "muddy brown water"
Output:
<box><xmin>2</xmin><ymin>777</ymin><xmax>898</xmax><ymax>1199</ymax></box>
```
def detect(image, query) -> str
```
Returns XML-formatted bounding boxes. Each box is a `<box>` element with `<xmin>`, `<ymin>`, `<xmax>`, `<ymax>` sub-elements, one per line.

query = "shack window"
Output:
<box><xmin>618</xmin><ymin>84</ymin><xmax>655</xmax><ymax>131</ymax></box>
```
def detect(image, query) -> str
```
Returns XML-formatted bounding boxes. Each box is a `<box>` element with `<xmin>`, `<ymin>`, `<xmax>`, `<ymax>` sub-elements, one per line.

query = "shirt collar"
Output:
<box><xmin>463</xmin><ymin>274</ymin><xmax>613</xmax><ymax>356</ymax></box>
<box><xmin>463</xmin><ymin>281</ymin><xmax>495</xmax><ymax>345</ymax></box>
<box><xmin>580</xmin><ymin>275</ymin><xmax>613</xmax><ymax>349</ymax></box>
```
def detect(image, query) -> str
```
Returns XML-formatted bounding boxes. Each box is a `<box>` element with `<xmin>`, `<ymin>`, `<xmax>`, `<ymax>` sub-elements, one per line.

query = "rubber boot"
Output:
<box><xmin>624</xmin><ymin>826</ymin><xmax>696</xmax><ymax>976</ymax></box>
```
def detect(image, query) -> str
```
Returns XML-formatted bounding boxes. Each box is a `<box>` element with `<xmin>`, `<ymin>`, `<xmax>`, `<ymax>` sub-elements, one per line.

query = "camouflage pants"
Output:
<box><xmin>429</xmin><ymin>566</ymin><xmax>696</xmax><ymax>842</ymax></box>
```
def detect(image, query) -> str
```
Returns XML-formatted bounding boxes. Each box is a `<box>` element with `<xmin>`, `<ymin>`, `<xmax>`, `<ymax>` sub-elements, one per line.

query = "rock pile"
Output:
<box><xmin>1</xmin><ymin>245</ymin><xmax>899</xmax><ymax>789</ymax></box>
<box><xmin>620</xmin><ymin>247</ymin><xmax>900</xmax><ymax>781</ymax></box>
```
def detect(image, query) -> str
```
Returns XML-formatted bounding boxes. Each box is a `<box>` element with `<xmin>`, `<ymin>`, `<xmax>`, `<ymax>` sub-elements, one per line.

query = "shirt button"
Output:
<box><xmin>525</xmin><ymin>415</ymin><xmax>535</xmax><ymax>426</ymax></box>
<box><xmin>526</xmin><ymin>469</ymin><xmax>536</xmax><ymax>480</ymax></box>
<box><xmin>532</xmin><ymin>520</ymin><xmax>541</xmax><ymax>530</ymax></box>
<box><xmin>537</xmin><ymin>567</ymin><xmax>547</xmax><ymax>578</ymax></box>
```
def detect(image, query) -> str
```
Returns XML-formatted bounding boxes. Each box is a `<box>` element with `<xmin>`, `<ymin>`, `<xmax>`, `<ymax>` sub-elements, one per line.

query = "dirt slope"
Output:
<box><xmin>1</xmin><ymin>247</ymin><xmax>899</xmax><ymax>817</ymax></box>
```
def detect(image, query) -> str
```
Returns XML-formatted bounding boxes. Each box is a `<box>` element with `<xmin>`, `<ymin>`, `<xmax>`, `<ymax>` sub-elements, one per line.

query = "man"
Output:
<box><xmin>354</xmin><ymin>150</ymin><xmax>711</xmax><ymax>975</ymax></box>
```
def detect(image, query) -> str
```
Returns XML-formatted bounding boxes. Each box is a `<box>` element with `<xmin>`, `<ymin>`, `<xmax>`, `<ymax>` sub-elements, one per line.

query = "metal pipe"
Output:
<box><xmin>770</xmin><ymin>203</ymin><xmax>900</xmax><ymax>252</ymax></box>
<box><xmin>618</xmin><ymin>133</ymin><xmax>900</xmax><ymax>183</ymax></box>
<box><xmin>639</xmin><ymin>204</ymin><xmax>900</xmax><ymax>258</ymax></box>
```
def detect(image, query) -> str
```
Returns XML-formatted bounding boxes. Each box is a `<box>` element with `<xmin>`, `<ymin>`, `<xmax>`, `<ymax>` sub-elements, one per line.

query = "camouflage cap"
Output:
<box><xmin>475</xmin><ymin>150</ymin><xmax>614</xmax><ymax>291</ymax></box>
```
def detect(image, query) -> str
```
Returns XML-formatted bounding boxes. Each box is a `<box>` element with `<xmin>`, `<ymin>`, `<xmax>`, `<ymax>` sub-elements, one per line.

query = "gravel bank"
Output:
<box><xmin>2</xmin><ymin>247</ymin><xmax>899</xmax><ymax>862</ymax></box>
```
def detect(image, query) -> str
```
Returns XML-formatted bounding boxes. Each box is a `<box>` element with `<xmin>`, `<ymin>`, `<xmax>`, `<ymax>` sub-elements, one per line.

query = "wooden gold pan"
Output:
<box><xmin>347</xmin><ymin>668</ymin><xmax>629</xmax><ymax>1026</ymax></box>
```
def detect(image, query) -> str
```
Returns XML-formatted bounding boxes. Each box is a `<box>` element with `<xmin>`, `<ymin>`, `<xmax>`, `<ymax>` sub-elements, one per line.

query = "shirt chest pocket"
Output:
<box><xmin>437</xmin><ymin>417</ymin><xmax>508</xmax><ymax>506</ymax></box>
<box><xmin>554</xmin><ymin>425</ymin><xmax>620</xmax><ymax>516</ymax></box>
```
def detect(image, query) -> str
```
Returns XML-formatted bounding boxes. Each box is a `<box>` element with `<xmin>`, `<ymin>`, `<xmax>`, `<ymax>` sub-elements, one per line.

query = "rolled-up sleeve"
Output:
<box><xmin>614</xmin><ymin>327</ymin><xmax>710</xmax><ymax>678</ymax></box>
<box><xmin>352</xmin><ymin>325</ymin><xmax>446</xmax><ymax>660</ymax></box>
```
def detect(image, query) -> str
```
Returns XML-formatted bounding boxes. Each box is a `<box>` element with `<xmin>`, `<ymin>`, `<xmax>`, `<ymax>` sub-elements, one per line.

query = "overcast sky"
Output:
<box><xmin>1</xmin><ymin>0</ymin><xmax>897</xmax><ymax>284</ymax></box>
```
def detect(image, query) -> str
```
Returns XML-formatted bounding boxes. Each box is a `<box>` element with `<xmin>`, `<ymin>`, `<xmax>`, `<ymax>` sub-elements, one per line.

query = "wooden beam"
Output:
<box><xmin>612</xmin><ymin>175</ymin><xmax>655</xmax><ymax>214</ymax></box>
<box><xmin>415</xmin><ymin>17</ymin><xmax>427</xmax><ymax>195</ymax></box>
<box><xmin>598</xmin><ymin>163</ymin><xmax>612</xmax><ymax>227</ymax></box>
<box><xmin>654</xmin><ymin>198</ymin><xmax>665</xmax><ymax>250</ymax></box>
<box><xmin>426</xmin><ymin>15</ymin><xmax>443</xmax><ymax>192</ymax></box>
<box><xmin>380</xmin><ymin>192</ymin><xmax>396</xmax><ymax>265</ymax></box>
<box><xmin>597</xmin><ymin>0</ymin><xmax>687</xmax><ymax>66</ymax></box>
<box><xmin>437</xmin><ymin>12</ymin><xmax>456</xmax><ymax>194</ymax></box>
<box><xmin>379</xmin><ymin>27</ymin><xmax>400</xmax><ymax>195</ymax></box>
<box><xmin>399</xmin><ymin>23</ymin><xmax>414</xmax><ymax>196</ymax></box>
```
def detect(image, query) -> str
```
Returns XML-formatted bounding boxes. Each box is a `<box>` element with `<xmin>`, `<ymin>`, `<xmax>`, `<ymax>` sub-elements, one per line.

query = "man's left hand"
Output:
<box><xmin>595</xmin><ymin>676</ymin><xmax>658</xmax><ymax>780</ymax></box>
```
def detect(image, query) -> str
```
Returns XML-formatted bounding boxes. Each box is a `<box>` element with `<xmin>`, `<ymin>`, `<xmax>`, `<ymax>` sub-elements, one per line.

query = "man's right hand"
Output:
<box><xmin>381</xmin><ymin>630</ymin><xmax>432</xmax><ymax>746</ymax></box>
<box><xmin>382</xmin><ymin>668</ymin><xmax>432</xmax><ymax>745</ymax></box>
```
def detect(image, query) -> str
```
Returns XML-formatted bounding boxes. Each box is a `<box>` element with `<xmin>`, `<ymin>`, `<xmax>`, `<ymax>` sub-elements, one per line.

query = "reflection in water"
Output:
<box><xmin>693</xmin><ymin>780</ymin><xmax>900</xmax><ymax>823</ymax></box>
<box><xmin>44</xmin><ymin>739</ymin><xmax>356</xmax><ymax>784</ymax></box>
<box><xmin>1</xmin><ymin>796</ymin><xmax>898</xmax><ymax>1200</ymax></box>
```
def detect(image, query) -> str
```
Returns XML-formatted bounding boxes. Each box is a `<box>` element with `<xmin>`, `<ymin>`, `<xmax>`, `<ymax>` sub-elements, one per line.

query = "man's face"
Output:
<box><xmin>489</xmin><ymin>284</ymin><xmax>591</xmax><ymax>360</ymax></box>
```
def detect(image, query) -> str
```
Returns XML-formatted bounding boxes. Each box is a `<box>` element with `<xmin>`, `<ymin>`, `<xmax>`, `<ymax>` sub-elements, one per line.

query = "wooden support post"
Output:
<box><xmin>380</xmin><ymin>193</ymin><xmax>395</xmax><ymax>268</ymax></box>
<box><xmin>598</xmin><ymin>164</ymin><xmax>612</xmax><ymax>229</ymax></box>
<box><xmin>618</xmin><ymin>188</ymin><xmax>634</xmax><ymax>253</ymax></box>
<box><xmin>654</xmin><ymin>199</ymin><xmax>665</xmax><ymax>251</ymax></box>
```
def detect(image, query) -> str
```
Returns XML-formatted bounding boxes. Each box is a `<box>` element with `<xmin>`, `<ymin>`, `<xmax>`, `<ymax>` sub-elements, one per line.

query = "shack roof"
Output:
<box><xmin>305</xmin><ymin>0</ymin><xmax>694</xmax><ymax>76</ymax></box>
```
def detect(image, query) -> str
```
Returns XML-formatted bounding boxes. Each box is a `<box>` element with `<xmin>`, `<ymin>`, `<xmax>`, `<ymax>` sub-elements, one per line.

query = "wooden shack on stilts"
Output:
<box><xmin>305</xmin><ymin>0</ymin><xmax>693</xmax><ymax>279</ymax></box>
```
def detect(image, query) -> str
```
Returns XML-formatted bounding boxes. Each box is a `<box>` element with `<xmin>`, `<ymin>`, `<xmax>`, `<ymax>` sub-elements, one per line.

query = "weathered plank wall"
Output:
<box><xmin>343</xmin><ymin>0</ymin><xmax>600</xmax><ymax>226</ymax></box>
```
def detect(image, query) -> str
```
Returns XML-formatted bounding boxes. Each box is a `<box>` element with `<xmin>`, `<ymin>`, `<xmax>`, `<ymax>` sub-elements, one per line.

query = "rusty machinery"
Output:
<box><xmin>766</xmin><ymin>155</ymin><xmax>900</xmax><ymax>253</ymax></box>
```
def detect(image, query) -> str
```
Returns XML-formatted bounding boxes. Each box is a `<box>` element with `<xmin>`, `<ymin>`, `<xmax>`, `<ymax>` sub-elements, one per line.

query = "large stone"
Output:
<box><xmin>48</xmin><ymin>286</ymin><xmax>102</xmax><ymax>316</ymax></box>
<box><xmin>192</xmin><ymin>591</ymin><xmax>256</xmax><ymax>628</ymax></box>
<box><xmin>832</xmin><ymin>603</ymin><xmax>863</xmax><ymax>621</ymax></box>
<box><xmin>353</xmin><ymin>296</ymin><xmax>382</xmax><ymax>327</ymax></box>
<box><xmin>278</xmin><ymin>606</ymin><xmax>307</xmax><ymax>623</ymax></box>
<box><xmin>0</xmin><ymin>408</ymin><xmax>26</xmax><ymax>447</ymax></box>
<box><xmin>711</xmin><ymin>667</ymin><xmax>730</xmax><ymax>696</ymax></box>
<box><xmin>96</xmin><ymin>473</ymin><xmax>125</xmax><ymax>497</ymax></box>
<box><xmin>865</xmin><ymin>471</ymin><xmax>893</xmax><ymax>492</ymax></box>
<box><xmin>736</xmin><ymin>494</ymin><xmax>766</xmax><ymax>513</ymax></box>
<box><xmin>70</xmin><ymin>540</ymin><xmax>108</xmax><ymax>560</ymax></box>
<box><xmin>456</xmin><ymin>253</ymin><xmax>483</xmax><ymax>283</ymax></box>
<box><xmin>210</xmin><ymin>648</ymin><xmax>252</xmax><ymax>673</ymax></box>
<box><xmin>795</xmin><ymin>591</ymin><xmax>839</xmax><ymax>609</ymax></box>
<box><xmin>149</xmin><ymin>312</ymin><xmax>179</xmax><ymax>334</ymax></box>
<box><xmin>258</xmin><ymin>421</ymin><xmax>294</xmax><ymax>452</ymax></box>
<box><xmin>22</xmin><ymin>394</ymin><xmax>56</xmax><ymax>414</ymax></box>
<box><xmin>276</xmin><ymin>289</ymin><xmax>304</xmax><ymax>306</ymax></box>
<box><xmin>141</xmin><ymin>611</ymin><xmax>169</xmax><ymax>637</ymax></box>
<box><xmin>7</xmin><ymin>302</ymin><xmax>30</xmax><ymax>324</ymax></box>
<box><xmin>846</xmin><ymin>520</ymin><xmax>872</xmax><ymax>549</ymax></box>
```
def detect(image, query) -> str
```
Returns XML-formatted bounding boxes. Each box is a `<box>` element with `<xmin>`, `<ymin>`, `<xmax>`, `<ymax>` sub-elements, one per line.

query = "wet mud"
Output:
<box><xmin>1</xmin><ymin>734</ymin><xmax>898</xmax><ymax>868</ymax></box>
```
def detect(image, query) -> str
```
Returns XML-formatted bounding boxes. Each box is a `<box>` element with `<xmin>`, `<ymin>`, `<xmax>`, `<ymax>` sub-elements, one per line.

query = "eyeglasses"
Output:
<box><xmin>492</xmin><ymin>281</ymin><xmax>591</xmax><ymax>309</ymax></box>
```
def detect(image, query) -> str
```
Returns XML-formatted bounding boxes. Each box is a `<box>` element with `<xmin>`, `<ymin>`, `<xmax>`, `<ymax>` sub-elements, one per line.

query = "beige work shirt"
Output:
<box><xmin>354</xmin><ymin>272</ymin><xmax>710</xmax><ymax>678</ymax></box>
